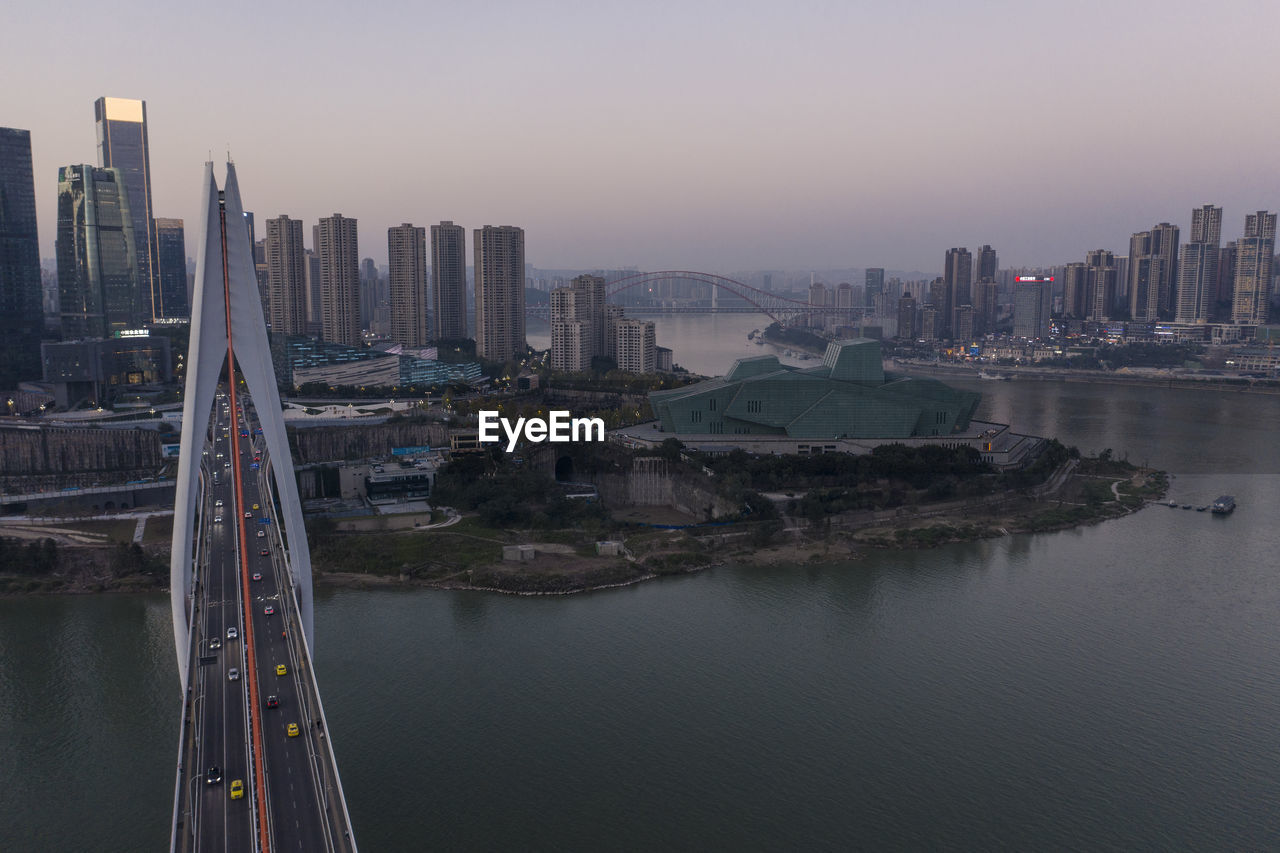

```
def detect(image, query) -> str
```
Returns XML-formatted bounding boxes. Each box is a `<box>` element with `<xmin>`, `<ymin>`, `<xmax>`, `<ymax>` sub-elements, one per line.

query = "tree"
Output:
<box><xmin>657</xmin><ymin>438</ymin><xmax>684</xmax><ymax>462</ymax></box>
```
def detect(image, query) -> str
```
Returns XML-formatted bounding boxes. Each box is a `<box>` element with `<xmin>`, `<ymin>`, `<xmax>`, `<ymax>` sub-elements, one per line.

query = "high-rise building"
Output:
<box><xmin>1231</xmin><ymin>211</ymin><xmax>1277</xmax><ymax>325</ymax></box>
<box><xmin>974</xmin><ymin>245</ymin><xmax>998</xmax><ymax>281</ymax></box>
<box><xmin>56</xmin><ymin>165</ymin><xmax>143</xmax><ymax>339</ymax></box>
<box><xmin>1062</xmin><ymin>262</ymin><xmax>1088</xmax><ymax>319</ymax></box>
<box><xmin>975</xmin><ymin>279</ymin><xmax>1000</xmax><ymax>333</ymax></box>
<box><xmin>1150</xmin><ymin>222</ymin><xmax>1179</xmax><ymax>317</ymax></box>
<box><xmin>550</xmin><ymin>274</ymin><xmax>606</xmax><ymax>371</ymax></box>
<box><xmin>304</xmin><ymin>249</ymin><xmax>323</xmax><ymax>329</ymax></box>
<box><xmin>615</xmin><ymin>318</ymin><xmax>656</xmax><ymax>373</ymax></box>
<box><xmin>953</xmin><ymin>305</ymin><xmax>975</xmax><ymax>342</ymax></box>
<box><xmin>1013</xmin><ymin>280</ymin><xmax>1051</xmax><ymax>339</ymax></box>
<box><xmin>94</xmin><ymin>97</ymin><xmax>161</xmax><ymax>320</ymax></box>
<box><xmin>388</xmin><ymin>224</ymin><xmax>428</xmax><ymax>347</ymax></box>
<box><xmin>1214</xmin><ymin>241</ymin><xmax>1237</xmax><ymax>320</ymax></box>
<box><xmin>1085</xmin><ymin>250</ymin><xmax>1117</xmax><ymax>322</ymax></box>
<box><xmin>944</xmin><ymin>247</ymin><xmax>972</xmax><ymax>338</ymax></box>
<box><xmin>1128</xmin><ymin>223</ymin><xmax>1178</xmax><ymax>320</ymax></box>
<box><xmin>551</xmin><ymin>319</ymin><xmax>590</xmax><ymax>372</ymax></box>
<box><xmin>1190</xmin><ymin>204</ymin><xmax>1222</xmax><ymax>245</ymax></box>
<box><xmin>808</xmin><ymin>280</ymin><xmax>827</xmax><ymax>327</ymax></box>
<box><xmin>836</xmin><ymin>282</ymin><xmax>855</xmax><ymax>320</ymax></box>
<box><xmin>431</xmin><ymin>221</ymin><xmax>466</xmax><ymax>341</ymax></box>
<box><xmin>473</xmin><ymin>225</ymin><xmax>525</xmax><ymax>362</ymax></box>
<box><xmin>264</xmin><ymin>216</ymin><xmax>308</xmax><ymax>335</ymax></box>
<box><xmin>1175</xmin><ymin>205</ymin><xmax>1221</xmax><ymax>325</ymax></box>
<box><xmin>317</xmin><ymin>214</ymin><xmax>360</xmax><ymax>346</ymax></box>
<box><xmin>920</xmin><ymin>306</ymin><xmax>939</xmax><ymax>342</ymax></box>
<box><xmin>0</xmin><ymin>127</ymin><xmax>43</xmax><ymax>388</ymax></box>
<box><xmin>865</xmin><ymin>268</ymin><xmax>884</xmax><ymax>308</ymax></box>
<box><xmin>1127</xmin><ymin>231</ymin><xmax>1163</xmax><ymax>323</ymax></box>
<box><xmin>604</xmin><ymin>303</ymin><xmax>624</xmax><ymax>361</ymax></box>
<box><xmin>153</xmin><ymin>218</ymin><xmax>189</xmax><ymax>320</ymax></box>
<box><xmin>896</xmin><ymin>295</ymin><xmax>917</xmax><ymax>340</ymax></box>
<box><xmin>252</xmin><ymin>238</ymin><xmax>269</xmax><ymax>322</ymax></box>
<box><xmin>550</xmin><ymin>290</ymin><xmax>591</xmax><ymax>373</ymax></box>
<box><xmin>1175</xmin><ymin>243</ymin><xmax>1217</xmax><ymax>324</ymax></box>
<box><xmin>359</xmin><ymin>258</ymin><xmax>378</xmax><ymax>333</ymax></box>
<box><xmin>928</xmin><ymin>277</ymin><xmax>947</xmax><ymax>323</ymax></box>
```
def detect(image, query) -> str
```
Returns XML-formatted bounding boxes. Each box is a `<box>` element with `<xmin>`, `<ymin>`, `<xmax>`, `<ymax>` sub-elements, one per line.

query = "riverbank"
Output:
<box><xmin>729</xmin><ymin>463</ymin><xmax>1167</xmax><ymax>567</ymax></box>
<box><xmin>1</xmin><ymin>459</ymin><xmax>1168</xmax><ymax>597</ymax></box>
<box><xmin>891</xmin><ymin>359</ymin><xmax>1280</xmax><ymax>395</ymax></box>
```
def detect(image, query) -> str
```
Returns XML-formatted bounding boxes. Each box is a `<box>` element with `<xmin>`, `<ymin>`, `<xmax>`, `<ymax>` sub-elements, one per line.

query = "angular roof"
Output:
<box><xmin>650</xmin><ymin>338</ymin><xmax>980</xmax><ymax>440</ymax></box>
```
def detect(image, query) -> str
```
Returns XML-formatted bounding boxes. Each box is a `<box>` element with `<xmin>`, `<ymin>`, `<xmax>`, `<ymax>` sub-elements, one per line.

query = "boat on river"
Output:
<box><xmin>1211</xmin><ymin>495</ymin><xmax>1235</xmax><ymax>514</ymax></box>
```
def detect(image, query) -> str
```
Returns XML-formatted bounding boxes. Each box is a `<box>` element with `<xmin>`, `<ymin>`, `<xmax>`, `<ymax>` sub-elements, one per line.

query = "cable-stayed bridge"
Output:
<box><xmin>169</xmin><ymin>163</ymin><xmax>356</xmax><ymax>852</ymax></box>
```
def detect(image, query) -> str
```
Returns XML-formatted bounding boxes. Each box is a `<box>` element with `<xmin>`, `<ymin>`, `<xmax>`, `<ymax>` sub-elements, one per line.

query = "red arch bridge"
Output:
<box><xmin>524</xmin><ymin>270</ymin><xmax>869</xmax><ymax>327</ymax></box>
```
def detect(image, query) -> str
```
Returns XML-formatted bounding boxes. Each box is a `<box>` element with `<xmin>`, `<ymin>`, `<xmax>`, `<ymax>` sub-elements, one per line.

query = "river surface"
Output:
<box><xmin>6</xmin><ymin>314</ymin><xmax>1280</xmax><ymax>850</ymax></box>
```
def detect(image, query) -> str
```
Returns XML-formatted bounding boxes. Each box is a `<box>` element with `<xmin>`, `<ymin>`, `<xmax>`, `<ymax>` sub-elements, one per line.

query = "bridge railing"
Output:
<box><xmin>257</xmin><ymin>450</ymin><xmax>358</xmax><ymax>853</ymax></box>
<box><xmin>170</xmin><ymin>462</ymin><xmax>210</xmax><ymax>853</ymax></box>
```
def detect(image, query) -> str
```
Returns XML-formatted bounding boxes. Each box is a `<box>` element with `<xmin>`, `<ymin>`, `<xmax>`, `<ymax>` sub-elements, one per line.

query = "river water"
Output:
<box><xmin>6</xmin><ymin>314</ymin><xmax>1280</xmax><ymax>850</ymax></box>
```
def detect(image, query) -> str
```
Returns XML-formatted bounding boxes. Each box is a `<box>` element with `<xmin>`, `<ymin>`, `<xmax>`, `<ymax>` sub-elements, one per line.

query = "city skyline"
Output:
<box><xmin>6</xmin><ymin>1</ymin><xmax>1279</xmax><ymax>272</ymax></box>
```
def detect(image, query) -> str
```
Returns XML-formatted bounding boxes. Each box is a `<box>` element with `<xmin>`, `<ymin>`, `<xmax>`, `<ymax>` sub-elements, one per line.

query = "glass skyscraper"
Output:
<box><xmin>154</xmin><ymin>218</ymin><xmax>189</xmax><ymax>319</ymax></box>
<box><xmin>0</xmin><ymin>127</ymin><xmax>44</xmax><ymax>388</ymax></box>
<box><xmin>56</xmin><ymin>165</ymin><xmax>144</xmax><ymax>339</ymax></box>
<box><xmin>95</xmin><ymin>97</ymin><xmax>162</xmax><ymax>318</ymax></box>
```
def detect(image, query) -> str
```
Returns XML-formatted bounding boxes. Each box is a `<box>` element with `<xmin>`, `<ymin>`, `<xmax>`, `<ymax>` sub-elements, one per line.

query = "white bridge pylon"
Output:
<box><xmin>169</xmin><ymin>162</ymin><xmax>314</xmax><ymax>690</ymax></box>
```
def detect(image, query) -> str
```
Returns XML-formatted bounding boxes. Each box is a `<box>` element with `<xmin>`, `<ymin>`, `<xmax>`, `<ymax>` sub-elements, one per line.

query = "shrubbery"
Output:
<box><xmin>432</xmin><ymin>451</ymin><xmax>611</xmax><ymax>529</ymax></box>
<box><xmin>0</xmin><ymin>537</ymin><xmax>59</xmax><ymax>575</ymax></box>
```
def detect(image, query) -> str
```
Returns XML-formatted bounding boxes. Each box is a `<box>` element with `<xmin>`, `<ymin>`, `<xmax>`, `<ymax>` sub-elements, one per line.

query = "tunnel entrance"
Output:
<box><xmin>554</xmin><ymin>455</ymin><xmax>575</xmax><ymax>482</ymax></box>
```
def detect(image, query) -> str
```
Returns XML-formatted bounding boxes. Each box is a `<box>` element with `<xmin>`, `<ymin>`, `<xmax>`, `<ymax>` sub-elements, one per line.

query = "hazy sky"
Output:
<box><xmin>6</xmin><ymin>0</ymin><xmax>1278</xmax><ymax>273</ymax></box>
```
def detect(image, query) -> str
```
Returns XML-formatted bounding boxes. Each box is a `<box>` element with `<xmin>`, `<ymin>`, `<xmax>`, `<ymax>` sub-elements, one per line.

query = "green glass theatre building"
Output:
<box><xmin>650</xmin><ymin>339</ymin><xmax>980</xmax><ymax>440</ymax></box>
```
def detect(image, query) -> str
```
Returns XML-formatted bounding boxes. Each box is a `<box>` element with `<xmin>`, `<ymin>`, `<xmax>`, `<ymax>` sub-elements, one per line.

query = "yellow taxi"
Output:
<box><xmin>229</xmin><ymin>779</ymin><xmax>244</xmax><ymax>800</ymax></box>
<box><xmin>276</xmin><ymin>664</ymin><xmax>288</xmax><ymax>676</ymax></box>
<box><xmin>287</xmin><ymin>722</ymin><xmax>300</xmax><ymax>738</ymax></box>
<box><xmin>252</xmin><ymin>503</ymin><xmax>259</xmax><ymax>510</ymax></box>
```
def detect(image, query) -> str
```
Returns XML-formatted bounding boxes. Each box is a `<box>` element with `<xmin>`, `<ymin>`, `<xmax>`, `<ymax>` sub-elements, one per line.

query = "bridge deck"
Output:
<box><xmin>174</xmin><ymin>392</ymin><xmax>354</xmax><ymax>852</ymax></box>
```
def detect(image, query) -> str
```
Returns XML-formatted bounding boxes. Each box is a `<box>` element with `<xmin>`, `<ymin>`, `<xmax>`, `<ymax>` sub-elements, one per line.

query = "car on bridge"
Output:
<box><xmin>264</xmin><ymin>605</ymin><xmax>274</xmax><ymax>616</ymax></box>
<box><xmin>252</xmin><ymin>503</ymin><xmax>259</xmax><ymax>510</ymax></box>
<box><xmin>266</xmin><ymin>695</ymin><xmax>279</xmax><ymax>709</ymax></box>
<box><xmin>209</xmin><ymin>638</ymin><xmax>221</xmax><ymax>650</ymax></box>
<box><xmin>226</xmin><ymin>627</ymin><xmax>237</xmax><ymax>640</ymax></box>
<box><xmin>228</xmin><ymin>668</ymin><xmax>239</xmax><ymax>681</ymax></box>
<box><xmin>275</xmin><ymin>664</ymin><xmax>287</xmax><ymax>676</ymax></box>
<box><xmin>287</xmin><ymin>723</ymin><xmax>299</xmax><ymax>738</ymax></box>
<box><xmin>244</xmin><ymin>511</ymin><xmax>252</xmax><ymax>518</ymax></box>
<box><xmin>259</xmin><ymin>549</ymin><xmax>269</xmax><ymax>557</ymax></box>
<box><xmin>214</xmin><ymin>515</ymin><xmax>222</xmax><ymax>523</ymax></box>
<box><xmin>252</xmin><ymin>572</ymin><xmax>262</xmax><ymax>582</ymax></box>
<box><xmin>229</xmin><ymin>779</ymin><xmax>244</xmax><ymax>800</ymax></box>
<box><xmin>206</xmin><ymin>766</ymin><xmax>222</xmax><ymax>785</ymax></box>
<box><xmin>257</xmin><ymin>530</ymin><xmax>265</xmax><ymax>538</ymax></box>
